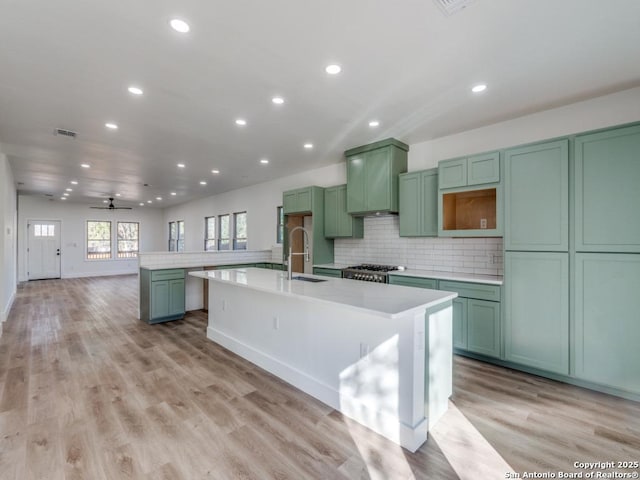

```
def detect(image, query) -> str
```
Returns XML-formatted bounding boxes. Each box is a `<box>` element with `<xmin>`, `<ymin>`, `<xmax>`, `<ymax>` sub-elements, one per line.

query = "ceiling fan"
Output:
<box><xmin>90</xmin><ymin>197</ymin><xmax>132</xmax><ymax>210</ymax></box>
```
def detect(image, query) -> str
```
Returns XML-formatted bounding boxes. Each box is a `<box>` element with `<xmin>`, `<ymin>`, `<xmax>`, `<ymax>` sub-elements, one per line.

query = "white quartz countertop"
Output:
<box><xmin>312</xmin><ymin>264</ymin><xmax>503</xmax><ymax>285</ymax></box>
<box><xmin>189</xmin><ymin>267</ymin><xmax>456</xmax><ymax>319</ymax></box>
<box><xmin>141</xmin><ymin>261</ymin><xmax>283</xmax><ymax>271</ymax></box>
<box><xmin>389</xmin><ymin>269</ymin><xmax>503</xmax><ymax>286</ymax></box>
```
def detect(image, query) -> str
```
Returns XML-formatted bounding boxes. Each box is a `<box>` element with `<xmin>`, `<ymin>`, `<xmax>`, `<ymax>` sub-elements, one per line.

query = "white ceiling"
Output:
<box><xmin>1</xmin><ymin>0</ymin><xmax>639</xmax><ymax>208</ymax></box>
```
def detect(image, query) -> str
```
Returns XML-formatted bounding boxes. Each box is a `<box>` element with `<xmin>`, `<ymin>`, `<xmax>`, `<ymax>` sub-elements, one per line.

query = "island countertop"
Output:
<box><xmin>189</xmin><ymin>267</ymin><xmax>456</xmax><ymax>319</ymax></box>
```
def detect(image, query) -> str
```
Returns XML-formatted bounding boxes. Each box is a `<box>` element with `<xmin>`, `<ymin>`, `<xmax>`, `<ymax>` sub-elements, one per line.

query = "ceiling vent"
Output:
<box><xmin>434</xmin><ymin>0</ymin><xmax>475</xmax><ymax>16</ymax></box>
<box><xmin>53</xmin><ymin>127</ymin><xmax>77</xmax><ymax>138</ymax></box>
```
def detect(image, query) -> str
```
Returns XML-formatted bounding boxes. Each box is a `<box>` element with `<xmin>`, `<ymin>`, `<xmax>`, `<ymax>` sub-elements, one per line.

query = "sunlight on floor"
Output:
<box><xmin>431</xmin><ymin>400</ymin><xmax>515</xmax><ymax>480</ymax></box>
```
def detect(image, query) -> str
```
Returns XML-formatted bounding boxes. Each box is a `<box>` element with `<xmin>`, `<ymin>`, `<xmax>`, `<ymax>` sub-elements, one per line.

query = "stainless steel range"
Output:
<box><xmin>342</xmin><ymin>264</ymin><xmax>399</xmax><ymax>283</ymax></box>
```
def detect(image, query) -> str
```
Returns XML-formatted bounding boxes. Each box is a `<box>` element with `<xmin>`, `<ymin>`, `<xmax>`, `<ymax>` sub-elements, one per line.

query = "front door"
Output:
<box><xmin>28</xmin><ymin>220</ymin><xmax>61</xmax><ymax>280</ymax></box>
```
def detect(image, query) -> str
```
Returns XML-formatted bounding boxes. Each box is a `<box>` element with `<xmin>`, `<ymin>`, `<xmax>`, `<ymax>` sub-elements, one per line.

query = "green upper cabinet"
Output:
<box><xmin>324</xmin><ymin>185</ymin><xmax>364</xmax><ymax>238</ymax></box>
<box><xmin>437</xmin><ymin>151</ymin><xmax>502</xmax><ymax>237</ymax></box>
<box><xmin>438</xmin><ymin>151</ymin><xmax>499</xmax><ymax>189</ymax></box>
<box><xmin>399</xmin><ymin>169</ymin><xmax>438</xmax><ymax>237</ymax></box>
<box><xmin>345</xmin><ymin>138</ymin><xmax>408</xmax><ymax>215</ymax></box>
<box><xmin>575</xmin><ymin>124</ymin><xmax>640</xmax><ymax>253</ymax></box>
<box><xmin>504</xmin><ymin>251</ymin><xmax>569</xmax><ymax>375</ymax></box>
<box><xmin>574</xmin><ymin>253</ymin><xmax>640</xmax><ymax>395</ymax></box>
<box><xmin>283</xmin><ymin>186</ymin><xmax>314</xmax><ymax>215</ymax></box>
<box><xmin>504</xmin><ymin>139</ymin><xmax>569</xmax><ymax>251</ymax></box>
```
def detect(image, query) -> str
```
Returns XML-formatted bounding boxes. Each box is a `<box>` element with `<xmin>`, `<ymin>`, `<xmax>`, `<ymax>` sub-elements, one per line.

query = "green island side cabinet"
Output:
<box><xmin>140</xmin><ymin>268</ymin><xmax>186</xmax><ymax>324</ymax></box>
<box><xmin>574</xmin><ymin>123</ymin><xmax>640</xmax><ymax>253</ymax></box>
<box><xmin>345</xmin><ymin>138</ymin><xmax>408</xmax><ymax>215</ymax></box>
<box><xmin>324</xmin><ymin>184</ymin><xmax>363</xmax><ymax>238</ymax></box>
<box><xmin>399</xmin><ymin>168</ymin><xmax>438</xmax><ymax>237</ymax></box>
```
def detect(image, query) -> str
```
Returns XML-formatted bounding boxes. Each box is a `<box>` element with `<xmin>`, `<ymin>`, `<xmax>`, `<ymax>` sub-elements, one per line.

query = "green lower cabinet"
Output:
<box><xmin>140</xmin><ymin>268</ymin><xmax>186</xmax><ymax>324</ymax></box>
<box><xmin>574</xmin><ymin>253</ymin><xmax>640</xmax><ymax>394</ymax></box>
<box><xmin>467</xmin><ymin>299</ymin><xmax>501</xmax><ymax>358</ymax></box>
<box><xmin>504</xmin><ymin>252</ymin><xmax>569</xmax><ymax>374</ymax></box>
<box><xmin>312</xmin><ymin>267</ymin><xmax>342</xmax><ymax>278</ymax></box>
<box><xmin>452</xmin><ymin>298</ymin><xmax>468</xmax><ymax>350</ymax></box>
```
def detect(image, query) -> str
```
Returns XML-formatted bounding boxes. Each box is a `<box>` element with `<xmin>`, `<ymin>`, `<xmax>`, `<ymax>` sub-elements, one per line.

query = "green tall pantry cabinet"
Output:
<box><xmin>503</xmin><ymin>139</ymin><xmax>570</xmax><ymax>374</ymax></box>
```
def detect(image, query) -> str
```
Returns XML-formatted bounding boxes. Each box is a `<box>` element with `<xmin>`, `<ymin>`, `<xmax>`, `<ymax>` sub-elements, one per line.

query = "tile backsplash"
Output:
<box><xmin>334</xmin><ymin>216</ymin><xmax>503</xmax><ymax>276</ymax></box>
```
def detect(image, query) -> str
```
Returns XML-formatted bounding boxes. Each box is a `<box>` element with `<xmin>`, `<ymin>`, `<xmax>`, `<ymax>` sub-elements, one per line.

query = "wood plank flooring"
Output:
<box><xmin>0</xmin><ymin>275</ymin><xmax>638</xmax><ymax>479</ymax></box>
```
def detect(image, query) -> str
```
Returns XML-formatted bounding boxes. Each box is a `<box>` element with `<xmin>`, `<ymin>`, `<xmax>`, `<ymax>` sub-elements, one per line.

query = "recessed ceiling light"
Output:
<box><xmin>147</xmin><ymin>200</ymin><xmax>152</xmax><ymax>203</ymax></box>
<box><xmin>156</xmin><ymin>197</ymin><xmax>162</xmax><ymax>201</ymax></box>
<box><xmin>471</xmin><ymin>84</ymin><xmax>487</xmax><ymax>93</ymax></box>
<box><xmin>70</xmin><ymin>180</ymin><xmax>78</xmax><ymax>185</ymax></box>
<box><xmin>66</xmin><ymin>188</ymin><xmax>72</xmax><ymax>192</ymax></box>
<box><xmin>369</xmin><ymin>120</ymin><xmax>380</xmax><ymax>127</ymax></box>
<box><xmin>235</xmin><ymin>119</ymin><xmax>247</xmax><ymax>126</ymax></box>
<box><xmin>63</xmin><ymin>193</ymin><xmax>69</xmax><ymax>196</ymax></box>
<box><xmin>105</xmin><ymin>122</ymin><xmax>118</xmax><ymax>130</ymax></box>
<box><xmin>81</xmin><ymin>163</ymin><xmax>90</xmax><ymax>168</ymax></box>
<box><xmin>200</xmin><ymin>181</ymin><xmax>207</xmax><ymax>185</ymax></box>
<box><xmin>115</xmin><ymin>193</ymin><xmax>121</xmax><ymax>197</ymax></box>
<box><xmin>260</xmin><ymin>159</ymin><xmax>269</xmax><ymax>164</ymax></box>
<box><xmin>211</xmin><ymin>169</ymin><xmax>220</xmax><ymax>174</ymax></box>
<box><xmin>61</xmin><ymin>197</ymin><xmax>67</xmax><ymax>200</ymax></box>
<box><xmin>304</xmin><ymin>143</ymin><xmax>314</xmax><ymax>149</ymax></box>
<box><xmin>325</xmin><ymin>64</ymin><xmax>341</xmax><ymax>75</ymax></box>
<box><xmin>128</xmin><ymin>86</ymin><xmax>144</xmax><ymax>95</ymax></box>
<box><xmin>170</xmin><ymin>192</ymin><xmax>177</xmax><ymax>196</ymax></box>
<box><xmin>139</xmin><ymin>203</ymin><xmax>145</xmax><ymax>206</ymax></box>
<box><xmin>103</xmin><ymin>200</ymin><xmax>108</xmax><ymax>204</ymax></box>
<box><xmin>169</xmin><ymin>18</ymin><xmax>190</xmax><ymax>33</ymax></box>
<box><xmin>272</xmin><ymin>96</ymin><xmax>284</xmax><ymax>105</ymax></box>
<box><xmin>177</xmin><ymin>163</ymin><xmax>185</xmax><ymax>168</ymax></box>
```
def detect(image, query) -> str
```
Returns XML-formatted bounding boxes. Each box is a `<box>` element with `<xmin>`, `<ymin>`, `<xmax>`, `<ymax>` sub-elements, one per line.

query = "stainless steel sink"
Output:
<box><xmin>291</xmin><ymin>276</ymin><xmax>327</xmax><ymax>283</ymax></box>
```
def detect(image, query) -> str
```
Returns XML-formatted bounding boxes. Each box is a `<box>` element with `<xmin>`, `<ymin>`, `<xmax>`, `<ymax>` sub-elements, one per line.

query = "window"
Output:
<box><xmin>177</xmin><ymin>220</ymin><xmax>185</xmax><ymax>252</ymax></box>
<box><xmin>205</xmin><ymin>216</ymin><xmax>216</xmax><ymax>251</ymax></box>
<box><xmin>168</xmin><ymin>221</ymin><xmax>184</xmax><ymax>251</ymax></box>
<box><xmin>34</xmin><ymin>223</ymin><xmax>56</xmax><ymax>237</ymax></box>
<box><xmin>117</xmin><ymin>222</ymin><xmax>139</xmax><ymax>258</ymax></box>
<box><xmin>233</xmin><ymin>211</ymin><xmax>247</xmax><ymax>250</ymax></box>
<box><xmin>168</xmin><ymin>222</ymin><xmax>177</xmax><ymax>251</ymax></box>
<box><xmin>218</xmin><ymin>214</ymin><xmax>230</xmax><ymax>250</ymax></box>
<box><xmin>87</xmin><ymin>221</ymin><xmax>112</xmax><ymax>260</ymax></box>
<box><xmin>276</xmin><ymin>206</ymin><xmax>284</xmax><ymax>244</ymax></box>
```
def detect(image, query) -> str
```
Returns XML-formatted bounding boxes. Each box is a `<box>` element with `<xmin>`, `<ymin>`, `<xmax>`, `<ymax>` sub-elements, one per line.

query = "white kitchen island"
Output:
<box><xmin>189</xmin><ymin>267</ymin><xmax>457</xmax><ymax>452</ymax></box>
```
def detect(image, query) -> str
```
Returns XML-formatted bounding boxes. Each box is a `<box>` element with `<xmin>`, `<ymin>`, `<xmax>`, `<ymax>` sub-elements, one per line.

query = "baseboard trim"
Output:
<box><xmin>208</xmin><ymin>326</ymin><xmax>428</xmax><ymax>451</ymax></box>
<box><xmin>1</xmin><ymin>289</ymin><xmax>16</xmax><ymax>324</ymax></box>
<box><xmin>455</xmin><ymin>350</ymin><xmax>640</xmax><ymax>403</ymax></box>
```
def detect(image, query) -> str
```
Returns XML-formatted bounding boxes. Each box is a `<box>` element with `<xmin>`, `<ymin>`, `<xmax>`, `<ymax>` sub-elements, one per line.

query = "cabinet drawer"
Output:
<box><xmin>151</xmin><ymin>269</ymin><xmax>185</xmax><ymax>281</ymax></box>
<box><xmin>313</xmin><ymin>267</ymin><xmax>342</xmax><ymax>278</ymax></box>
<box><xmin>438</xmin><ymin>280</ymin><xmax>500</xmax><ymax>301</ymax></box>
<box><xmin>388</xmin><ymin>275</ymin><xmax>438</xmax><ymax>290</ymax></box>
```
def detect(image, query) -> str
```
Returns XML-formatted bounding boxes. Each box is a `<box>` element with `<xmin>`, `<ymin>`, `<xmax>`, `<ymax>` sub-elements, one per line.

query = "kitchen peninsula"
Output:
<box><xmin>189</xmin><ymin>267</ymin><xmax>457</xmax><ymax>452</ymax></box>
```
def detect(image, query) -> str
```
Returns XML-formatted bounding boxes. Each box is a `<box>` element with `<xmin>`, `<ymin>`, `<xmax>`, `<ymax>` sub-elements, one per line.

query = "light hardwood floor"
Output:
<box><xmin>0</xmin><ymin>275</ymin><xmax>638</xmax><ymax>479</ymax></box>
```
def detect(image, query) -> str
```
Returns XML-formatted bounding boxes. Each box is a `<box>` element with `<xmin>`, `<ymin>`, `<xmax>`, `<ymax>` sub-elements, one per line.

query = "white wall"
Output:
<box><xmin>163</xmin><ymin>162</ymin><xmax>346</xmax><ymax>252</ymax></box>
<box><xmin>408</xmin><ymin>86</ymin><xmax>640</xmax><ymax>171</ymax></box>
<box><xmin>17</xmin><ymin>196</ymin><xmax>165</xmax><ymax>281</ymax></box>
<box><xmin>1</xmin><ymin>155</ymin><xmax>18</xmax><ymax>328</ymax></box>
